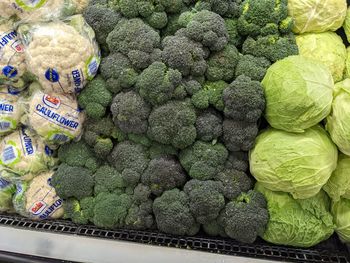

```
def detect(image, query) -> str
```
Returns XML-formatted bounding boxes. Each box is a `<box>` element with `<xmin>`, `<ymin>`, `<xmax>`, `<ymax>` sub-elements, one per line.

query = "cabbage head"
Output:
<box><xmin>332</xmin><ymin>198</ymin><xmax>350</xmax><ymax>243</ymax></box>
<box><xmin>343</xmin><ymin>7</ymin><xmax>350</xmax><ymax>43</ymax></box>
<box><xmin>250</xmin><ymin>126</ymin><xmax>338</xmax><ymax>199</ymax></box>
<box><xmin>256</xmin><ymin>183</ymin><xmax>335</xmax><ymax>248</ymax></box>
<box><xmin>296</xmin><ymin>32</ymin><xmax>346</xmax><ymax>83</ymax></box>
<box><xmin>262</xmin><ymin>56</ymin><xmax>334</xmax><ymax>133</ymax></box>
<box><xmin>288</xmin><ymin>0</ymin><xmax>347</xmax><ymax>34</ymax></box>
<box><xmin>345</xmin><ymin>48</ymin><xmax>350</xmax><ymax>79</ymax></box>
<box><xmin>326</xmin><ymin>79</ymin><xmax>350</xmax><ymax>155</ymax></box>
<box><xmin>0</xmin><ymin>177</ymin><xmax>15</xmax><ymax>212</ymax></box>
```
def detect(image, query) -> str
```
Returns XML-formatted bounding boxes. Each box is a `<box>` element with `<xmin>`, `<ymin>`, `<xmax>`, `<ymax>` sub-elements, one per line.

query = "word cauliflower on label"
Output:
<box><xmin>0</xmin><ymin>87</ymin><xmax>23</xmax><ymax>136</ymax></box>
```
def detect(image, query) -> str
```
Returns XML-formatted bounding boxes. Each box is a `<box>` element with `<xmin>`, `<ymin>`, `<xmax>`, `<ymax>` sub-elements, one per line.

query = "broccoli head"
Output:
<box><xmin>94</xmin><ymin>165</ymin><xmax>126</xmax><ymax>195</ymax></box>
<box><xmin>63</xmin><ymin>197</ymin><xmax>95</xmax><ymax>225</ymax></box>
<box><xmin>153</xmin><ymin>189</ymin><xmax>200</xmax><ymax>236</ymax></box>
<box><xmin>206</xmin><ymin>45</ymin><xmax>240</xmax><ymax>82</ymax></box>
<box><xmin>111</xmin><ymin>91</ymin><xmax>151</xmax><ymax>135</ymax></box>
<box><xmin>52</xmin><ymin>164</ymin><xmax>95</xmax><ymax>200</ymax></box>
<box><xmin>147</xmin><ymin>100</ymin><xmax>197</xmax><ymax>149</ymax></box>
<box><xmin>148</xmin><ymin>142</ymin><xmax>178</xmax><ymax>159</ymax></box>
<box><xmin>242</xmin><ymin>34</ymin><xmax>299</xmax><ymax>63</ymax></box>
<box><xmin>194</xmin><ymin>0</ymin><xmax>242</xmax><ymax>18</ymax></box>
<box><xmin>136</xmin><ymin>62</ymin><xmax>183</xmax><ymax>106</ymax></box>
<box><xmin>107</xmin><ymin>18</ymin><xmax>161</xmax><ymax>69</ymax></box>
<box><xmin>184</xmin><ymin>179</ymin><xmax>225</xmax><ymax>224</ymax></box>
<box><xmin>225</xmin><ymin>18</ymin><xmax>243</xmax><ymax>47</ymax></box>
<box><xmin>161</xmin><ymin>35</ymin><xmax>208</xmax><ymax>77</ymax></box>
<box><xmin>195</xmin><ymin>108</ymin><xmax>223</xmax><ymax>142</ymax></box>
<box><xmin>215</xmin><ymin>168</ymin><xmax>253</xmax><ymax>200</ymax></box>
<box><xmin>218</xmin><ymin>190</ymin><xmax>269</xmax><ymax>243</ymax></box>
<box><xmin>179</xmin><ymin>140</ymin><xmax>228</xmax><ymax>180</ymax></box>
<box><xmin>141</xmin><ymin>156</ymin><xmax>187</xmax><ymax>196</ymax></box>
<box><xmin>225</xmin><ymin>152</ymin><xmax>249</xmax><ymax>172</ymax></box>
<box><xmin>178</xmin><ymin>10</ymin><xmax>229</xmax><ymax>51</ymax></box>
<box><xmin>191</xmin><ymin>81</ymin><xmax>227</xmax><ymax>111</ymax></box>
<box><xmin>223</xmin><ymin>75</ymin><xmax>265</xmax><ymax>123</ymax></box>
<box><xmin>78</xmin><ymin>76</ymin><xmax>112</xmax><ymax>119</ymax></box>
<box><xmin>100</xmin><ymin>52</ymin><xmax>139</xmax><ymax>94</ymax></box>
<box><xmin>203</xmin><ymin>219</ymin><xmax>227</xmax><ymax>237</ymax></box>
<box><xmin>235</xmin><ymin>54</ymin><xmax>271</xmax><ymax>81</ymax></box>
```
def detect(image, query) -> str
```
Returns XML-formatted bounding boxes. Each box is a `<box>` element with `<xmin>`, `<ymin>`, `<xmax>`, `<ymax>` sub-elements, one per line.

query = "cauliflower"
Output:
<box><xmin>19</xmin><ymin>15</ymin><xmax>100</xmax><ymax>94</ymax></box>
<box><xmin>13</xmin><ymin>171</ymin><xmax>64</xmax><ymax>220</ymax></box>
<box><xmin>0</xmin><ymin>127</ymin><xmax>56</xmax><ymax>182</ymax></box>
<box><xmin>0</xmin><ymin>1</ymin><xmax>17</xmax><ymax>19</ymax></box>
<box><xmin>0</xmin><ymin>87</ymin><xmax>23</xmax><ymax>136</ymax></box>
<box><xmin>0</xmin><ymin>176</ymin><xmax>16</xmax><ymax>212</ymax></box>
<box><xmin>23</xmin><ymin>88</ymin><xmax>85</xmax><ymax>146</ymax></box>
<box><xmin>0</xmin><ymin>20</ymin><xmax>27</xmax><ymax>88</ymax></box>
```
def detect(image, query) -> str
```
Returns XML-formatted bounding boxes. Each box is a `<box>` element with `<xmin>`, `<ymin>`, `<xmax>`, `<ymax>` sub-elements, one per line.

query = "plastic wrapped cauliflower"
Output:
<box><xmin>19</xmin><ymin>15</ymin><xmax>100</xmax><ymax>94</ymax></box>
<box><xmin>22</xmin><ymin>88</ymin><xmax>85</xmax><ymax>147</ymax></box>
<box><xmin>0</xmin><ymin>127</ymin><xmax>56</xmax><ymax>182</ymax></box>
<box><xmin>13</xmin><ymin>171</ymin><xmax>64</xmax><ymax>220</ymax></box>
<box><xmin>0</xmin><ymin>176</ymin><xmax>16</xmax><ymax>213</ymax></box>
<box><xmin>0</xmin><ymin>19</ymin><xmax>27</xmax><ymax>89</ymax></box>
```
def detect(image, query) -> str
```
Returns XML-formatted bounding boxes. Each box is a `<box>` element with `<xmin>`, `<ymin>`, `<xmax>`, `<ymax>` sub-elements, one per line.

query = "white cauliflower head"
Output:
<box><xmin>13</xmin><ymin>171</ymin><xmax>64</xmax><ymax>220</ymax></box>
<box><xmin>19</xmin><ymin>15</ymin><xmax>100</xmax><ymax>94</ymax></box>
<box><xmin>0</xmin><ymin>127</ymin><xmax>56</xmax><ymax>181</ymax></box>
<box><xmin>0</xmin><ymin>1</ymin><xmax>17</xmax><ymax>19</ymax></box>
<box><xmin>24</xmin><ymin>88</ymin><xmax>85</xmax><ymax>146</ymax></box>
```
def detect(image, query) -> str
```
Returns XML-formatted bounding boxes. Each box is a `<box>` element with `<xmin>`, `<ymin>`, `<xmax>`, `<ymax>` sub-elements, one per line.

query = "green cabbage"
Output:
<box><xmin>343</xmin><ymin>7</ymin><xmax>350</xmax><ymax>43</ymax></box>
<box><xmin>249</xmin><ymin>126</ymin><xmax>338</xmax><ymax>199</ymax></box>
<box><xmin>256</xmin><ymin>183</ymin><xmax>335</xmax><ymax>248</ymax></box>
<box><xmin>345</xmin><ymin>48</ymin><xmax>350</xmax><ymax>79</ymax></box>
<box><xmin>332</xmin><ymin>198</ymin><xmax>350</xmax><ymax>243</ymax></box>
<box><xmin>288</xmin><ymin>0</ymin><xmax>347</xmax><ymax>34</ymax></box>
<box><xmin>262</xmin><ymin>56</ymin><xmax>334</xmax><ymax>133</ymax></box>
<box><xmin>326</xmin><ymin>79</ymin><xmax>350</xmax><ymax>155</ymax></box>
<box><xmin>296</xmin><ymin>32</ymin><xmax>346</xmax><ymax>83</ymax></box>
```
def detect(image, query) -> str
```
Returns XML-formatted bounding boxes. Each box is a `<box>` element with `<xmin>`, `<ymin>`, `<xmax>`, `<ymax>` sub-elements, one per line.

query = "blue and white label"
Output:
<box><xmin>2</xmin><ymin>146</ymin><xmax>17</xmax><ymax>164</ymax></box>
<box><xmin>45</xmin><ymin>68</ymin><xmax>60</xmax><ymax>83</ymax></box>
<box><xmin>2</xmin><ymin>66</ymin><xmax>18</xmax><ymax>79</ymax></box>
<box><xmin>39</xmin><ymin>199</ymin><xmax>63</xmax><ymax>220</ymax></box>
<box><xmin>0</xmin><ymin>31</ymin><xmax>17</xmax><ymax>51</ymax></box>
<box><xmin>0</xmin><ymin>178</ymin><xmax>10</xmax><ymax>189</ymax></box>
<box><xmin>20</xmin><ymin>128</ymin><xmax>34</xmax><ymax>155</ymax></box>
<box><xmin>44</xmin><ymin>145</ymin><xmax>54</xmax><ymax>156</ymax></box>
<box><xmin>0</xmin><ymin>122</ymin><xmax>11</xmax><ymax>131</ymax></box>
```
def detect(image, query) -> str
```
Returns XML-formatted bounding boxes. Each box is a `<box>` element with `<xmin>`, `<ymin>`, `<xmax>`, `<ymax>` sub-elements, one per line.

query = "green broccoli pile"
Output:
<box><xmin>51</xmin><ymin>0</ymin><xmax>299</xmax><ymax>243</ymax></box>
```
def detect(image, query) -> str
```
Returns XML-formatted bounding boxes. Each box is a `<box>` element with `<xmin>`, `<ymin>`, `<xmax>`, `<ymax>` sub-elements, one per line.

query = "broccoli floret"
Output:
<box><xmin>225</xmin><ymin>152</ymin><xmax>249</xmax><ymax>172</ymax></box>
<box><xmin>111</xmin><ymin>91</ymin><xmax>151</xmax><ymax>134</ymax></box>
<box><xmin>153</xmin><ymin>189</ymin><xmax>200</xmax><ymax>236</ymax></box>
<box><xmin>161</xmin><ymin>35</ymin><xmax>208</xmax><ymax>77</ymax></box>
<box><xmin>136</xmin><ymin>62</ymin><xmax>183</xmax><ymax>106</ymax></box>
<box><xmin>63</xmin><ymin>197</ymin><xmax>95</xmax><ymax>224</ymax></box>
<box><xmin>179</xmin><ymin>141</ymin><xmax>228</xmax><ymax>180</ymax></box>
<box><xmin>100</xmin><ymin>53</ymin><xmax>139</xmax><ymax>94</ymax></box>
<box><xmin>94</xmin><ymin>165</ymin><xmax>126</xmax><ymax>195</ymax></box>
<box><xmin>178</xmin><ymin>10</ymin><xmax>229</xmax><ymax>51</ymax></box>
<box><xmin>195</xmin><ymin>108</ymin><xmax>223</xmax><ymax>142</ymax></box>
<box><xmin>215</xmin><ymin>168</ymin><xmax>253</xmax><ymax>200</ymax></box>
<box><xmin>223</xmin><ymin>75</ymin><xmax>265</xmax><ymax>123</ymax></box>
<box><xmin>184</xmin><ymin>179</ymin><xmax>225</xmax><ymax>224</ymax></box>
<box><xmin>147</xmin><ymin>100</ymin><xmax>197</xmax><ymax>149</ymax></box>
<box><xmin>218</xmin><ymin>190</ymin><xmax>269</xmax><ymax>243</ymax></box>
<box><xmin>78</xmin><ymin>76</ymin><xmax>112</xmax><ymax>119</ymax></box>
<box><xmin>225</xmin><ymin>18</ymin><xmax>243</xmax><ymax>47</ymax></box>
<box><xmin>58</xmin><ymin>140</ymin><xmax>100</xmax><ymax>172</ymax></box>
<box><xmin>203</xmin><ymin>219</ymin><xmax>227</xmax><ymax>237</ymax></box>
<box><xmin>235</xmin><ymin>54</ymin><xmax>271</xmax><ymax>81</ymax></box>
<box><xmin>107</xmin><ymin>18</ymin><xmax>161</xmax><ymax>69</ymax></box>
<box><xmin>191</xmin><ymin>81</ymin><xmax>227</xmax><ymax>110</ymax></box>
<box><xmin>141</xmin><ymin>156</ymin><xmax>187</xmax><ymax>196</ymax></box>
<box><xmin>237</xmin><ymin>0</ymin><xmax>292</xmax><ymax>37</ymax></box>
<box><xmin>52</xmin><ymin>164</ymin><xmax>95</xmax><ymax>200</ymax></box>
<box><xmin>242</xmin><ymin>34</ymin><xmax>298</xmax><ymax>63</ymax></box>
<box><xmin>148</xmin><ymin>143</ymin><xmax>178</xmax><ymax>159</ymax></box>
<box><xmin>206</xmin><ymin>45</ymin><xmax>240</xmax><ymax>82</ymax></box>
<box><xmin>162</xmin><ymin>13</ymin><xmax>183</xmax><ymax>37</ymax></box>
<box><xmin>195</xmin><ymin>0</ymin><xmax>242</xmax><ymax>18</ymax></box>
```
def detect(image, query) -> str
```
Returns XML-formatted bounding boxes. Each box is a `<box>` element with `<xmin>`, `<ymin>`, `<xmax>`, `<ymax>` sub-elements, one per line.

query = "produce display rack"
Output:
<box><xmin>0</xmin><ymin>213</ymin><xmax>349</xmax><ymax>263</ymax></box>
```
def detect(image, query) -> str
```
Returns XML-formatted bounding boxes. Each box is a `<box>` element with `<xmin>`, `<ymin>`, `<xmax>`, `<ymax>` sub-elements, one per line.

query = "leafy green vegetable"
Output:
<box><xmin>332</xmin><ymin>198</ymin><xmax>350</xmax><ymax>243</ymax></box>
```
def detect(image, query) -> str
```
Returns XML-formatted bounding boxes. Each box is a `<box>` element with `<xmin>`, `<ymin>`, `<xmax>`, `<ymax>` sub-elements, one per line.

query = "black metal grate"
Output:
<box><xmin>0</xmin><ymin>214</ymin><xmax>349</xmax><ymax>263</ymax></box>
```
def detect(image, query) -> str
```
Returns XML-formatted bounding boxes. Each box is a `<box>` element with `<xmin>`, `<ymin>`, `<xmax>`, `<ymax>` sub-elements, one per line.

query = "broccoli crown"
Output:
<box><xmin>136</xmin><ymin>62</ymin><xmax>183</xmax><ymax>106</ymax></box>
<box><xmin>52</xmin><ymin>164</ymin><xmax>95</xmax><ymax>200</ymax></box>
<box><xmin>235</xmin><ymin>54</ymin><xmax>271</xmax><ymax>81</ymax></box>
<box><xmin>141</xmin><ymin>156</ymin><xmax>187</xmax><ymax>196</ymax></box>
<box><xmin>153</xmin><ymin>188</ymin><xmax>200</xmax><ymax>236</ymax></box>
<box><xmin>225</xmin><ymin>152</ymin><xmax>249</xmax><ymax>172</ymax></box>
<box><xmin>215</xmin><ymin>168</ymin><xmax>253</xmax><ymax>200</ymax></box>
<box><xmin>161</xmin><ymin>35</ymin><xmax>208</xmax><ymax>77</ymax></box>
<box><xmin>78</xmin><ymin>76</ymin><xmax>112</xmax><ymax>119</ymax></box>
<box><xmin>225</xmin><ymin>18</ymin><xmax>243</xmax><ymax>47</ymax></box>
<box><xmin>100</xmin><ymin>52</ymin><xmax>139</xmax><ymax>94</ymax></box>
<box><xmin>218</xmin><ymin>190</ymin><xmax>269</xmax><ymax>243</ymax></box>
<box><xmin>148</xmin><ymin>143</ymin><xmax>178</xmax><ymax>159</ymax></box>
<box><xmin>107</xmin><ymin>18</ymin><xmax>161</xmax><ymax>69</ymax></box>
<box><xmin>242</xmin><ymin>34</ymin><xmax>299</xmax><ymax>63</ymax></box>
<box><xmin>147</xmin><ymin>100</ymin><xmax>197</xmax><ymax>149</ymax></box>
<box><xmin>184</xmin><ymin>179</ymin><xmax>225</xmax><ymax>224</ymax></box>
<box><xmin>206</xmin><ymin>45</ymin><xmax>240</xmax><ymax>82</ymax></box>
<box><xmin>195</xmin><ymin>0</ymin><xmax>242</xmax><ymax>18</ymax></box>
<box><xmin>179</xmin><ymin>140</ymin><xmax>228</xmax><ymax>180</ymax></box>
<box><xmin>223</xmin><ymin>75</ymin><xmax>265</xmax><ymax>122</ymax></box>
<box><xmin>203</xmin><ymin>219</ymin><xmax>227</xmax><ymax>237</ymax></box>
<box><xmin>111</xmin><ymin>91</ymin><xmax>151</xmax><ymax>134</ymax></box>
<box><xmin>191</xmin><ymin>80</ymin><xmax>227</xmax><ymax>110</ymax></box>
<box><xmin>195</xmin><ymin>108</ymin><xmax>223</xmax><ymax>142</ymax></box>
<box><xmin>237</xmin><ymin>0</ymin><xmax>291</xmax><ymax>37</ymax></box>
<box><xmin>178</xmin><ymin>10</ymin><xmax>229</xmax><ymax>51</ymax></box>
<box><xmin>57</xmin><ymin>140</ymin><xmax>100</xmax><ymax>172</ymax></box>
<box><xmin>63</xmin><ymin>197</ymin><xmax>95</xmax><ymax>225</ymax></box>
<box><xmin>94</xmin><ymin>165</ymin><xmax>126</xmax><ymax>195</ymax></box>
